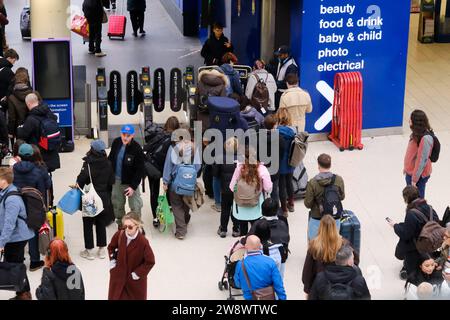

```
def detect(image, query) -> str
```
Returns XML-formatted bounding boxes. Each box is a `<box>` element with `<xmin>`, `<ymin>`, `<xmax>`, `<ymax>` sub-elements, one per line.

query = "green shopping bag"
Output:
<box><xmin>156</xmin><ymin>193</ymin><xmax>174</xmax><ymax>232</ymax></box>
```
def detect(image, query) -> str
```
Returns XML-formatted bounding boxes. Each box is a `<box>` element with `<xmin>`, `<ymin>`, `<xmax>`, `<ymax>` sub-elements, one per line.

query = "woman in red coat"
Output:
<box><xmin>108</xmin><ymin>212</ymin><xmax>155</xmax><ymax>300</ymax></box>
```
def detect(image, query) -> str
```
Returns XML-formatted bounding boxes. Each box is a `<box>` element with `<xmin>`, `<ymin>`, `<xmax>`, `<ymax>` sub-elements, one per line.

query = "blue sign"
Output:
<box><xmin>46</xmin><ymin>99</ymin><xmax>72</xmax><ymax>128</ymax></box>
<box><xmin>292</xmin><ymin>0</ymin><xmax>411</xmax><ymax>133</ymax></box>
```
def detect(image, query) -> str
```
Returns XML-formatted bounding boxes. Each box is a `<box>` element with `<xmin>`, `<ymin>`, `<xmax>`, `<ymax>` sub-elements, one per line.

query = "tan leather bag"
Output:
<box><xmin>241</xmin><ymin>259</ymin><xmax>275</xmax><ymax>300</ymax></box>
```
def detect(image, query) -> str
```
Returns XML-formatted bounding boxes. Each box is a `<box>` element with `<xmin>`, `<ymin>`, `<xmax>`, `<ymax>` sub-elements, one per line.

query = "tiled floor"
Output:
<box><xmin>0</xmin><ymin>4</ymin><xmax>448</xmax><ymax>300</ymax></box>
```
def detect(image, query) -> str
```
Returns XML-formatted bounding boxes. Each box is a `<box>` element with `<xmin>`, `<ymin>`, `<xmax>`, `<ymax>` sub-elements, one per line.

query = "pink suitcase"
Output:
<box><xmin>108</xmin><ymin>15</ymin><xmax>126</xmax><ymax>40</ymax></box>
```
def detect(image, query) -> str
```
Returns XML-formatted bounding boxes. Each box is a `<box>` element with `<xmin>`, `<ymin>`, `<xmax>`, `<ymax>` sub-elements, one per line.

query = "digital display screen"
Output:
<box><xmin>33</xmin><ymin>41</ymin><xmax>71</xmax><ymax>100</ymax></box>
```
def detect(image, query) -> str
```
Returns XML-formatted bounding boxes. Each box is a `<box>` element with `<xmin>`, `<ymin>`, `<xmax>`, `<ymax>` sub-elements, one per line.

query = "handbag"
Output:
<box><xmin>144</xmin><ymin>156</ymin><xmax>162</xmax><ymax>180</ymax></box>
<box><xmin>102</xmin><ymin>9</ymin><xmax>108</xmax><ymax>24</ymax></box>
<box><xmin>0</xmin><ymin>253</ymin><xmax>27</xmax><ymax>292</ymax></box>
<box><xmin>70</xmin><ymin>15</ymin><xmax>89</xmax><ymax>38</ymax></box>
<box><xmin>57</xmin><ymin>188</ymin><xmax>81</xmax><ymax>215</ymax></box>
<box><xmin>156</xmin><ymin>193</ymin><xmax>174</xmax><ymax>232</ymax></box>
<box><xmin>79</xmin><ymin>165</ymin><xmax>104</xmax><ymax>218</ymax></box>
<box><xmin>241</xmin><ymin>259</ymin><xmax>275</xmax><ymax>300</ymax></box>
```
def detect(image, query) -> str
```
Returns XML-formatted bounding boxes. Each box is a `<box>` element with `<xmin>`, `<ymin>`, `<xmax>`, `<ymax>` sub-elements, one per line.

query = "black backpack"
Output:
<box><xmin>320</xmin><ymin>175</ymin><xmax>343</xmax><ymax>219</ymax></box>
<box><xmin>323</xmin><ymin>279</ymin><xmax>354</xmax><ymax>300</ymax></box>
<box><xmin>428</xmin><ymin>131</ymin><xmax>440</xmax><ymax>163</ymax></box>
<box><xmin>3</xmin><ymin>187</ymin><xmax>47</xmax><ymax>231</ymax></box>
<box><xmin>38</xmin><ymin>115</ymin><xmax>61</xmax><ymax>151</ymax></box>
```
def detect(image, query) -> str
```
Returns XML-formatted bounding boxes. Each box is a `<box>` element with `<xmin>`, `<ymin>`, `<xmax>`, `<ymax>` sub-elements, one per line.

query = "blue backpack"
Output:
<box><xmin>172</xmin><ymin>164</ymin><xmax>197</xmax><ymax>196</ymax></box>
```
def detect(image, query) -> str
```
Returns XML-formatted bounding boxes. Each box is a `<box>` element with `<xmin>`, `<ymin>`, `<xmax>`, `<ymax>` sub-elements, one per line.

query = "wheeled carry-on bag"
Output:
<box><xmin>108</xmin><ymin>0</ymin><xmax>126</xmax><ymax>39</ymax></box>
<box><xmin>47</xmin><ymin>207</ymin><xmax>64</xmax><ymax>239</ymax></box>
<box><xmin>339</xmin><ymin>210</ymin><xmax>361</xmax><ymax>254</ymax></box>
<box><xmin>0</xmin><ymin>253</ymin><xmax>27</xmax><ymax>291</ymax></box>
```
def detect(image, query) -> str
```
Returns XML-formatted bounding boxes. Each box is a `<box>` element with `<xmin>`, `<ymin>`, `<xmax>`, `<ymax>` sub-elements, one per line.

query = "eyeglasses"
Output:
<box><xmin>123</xmin><ymin>224</ymin><xmax>137</xmax><ymax>230</ymax></box>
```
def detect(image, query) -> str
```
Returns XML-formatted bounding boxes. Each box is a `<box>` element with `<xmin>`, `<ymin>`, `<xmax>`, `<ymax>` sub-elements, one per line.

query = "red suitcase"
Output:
<box><xmin>108</xmin><ymin>15</ymin><xmax>126</xmax><ymax>40</ymax></box>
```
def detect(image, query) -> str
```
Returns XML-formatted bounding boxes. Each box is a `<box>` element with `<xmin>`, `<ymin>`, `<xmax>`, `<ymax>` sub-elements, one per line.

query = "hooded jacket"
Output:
<box><xmin>13</xmin><ymin>160</ymin><xmax>48</xmax><ymax>203</ymax></box>
<box><xmin>200</xmin><ymin>34</ymin><xmax>234</xmax><ymax>66</ymax></box>
<box><xmin>0</xmin><ymin>57</ymin><xmax>14</xmax><ymax>100</ymax></box>
<box><xmin>7</xmin><ymin>83</ymin><xmax>32</xmax><ymax>135</ymax></box>
<box><xmin>304</xmin><ymin>172</ymin><xmax>345</xmax><ymax>219</ymax></box>
<box><xmin>16</xmin><ymin>103</ymin><xmax>61</xmax><ymax>172</ymax></box>
<box><xmin>220</xmin><ymin>64</ymin><xmax>242</xmax><ymax>96</ymax></box>
<box><xmin>278</xmin><ymin>125</ymin><xmax>296</xmax><ymax>174</ymax></box>
<box><xmin>36</xmin><ymin>262</ymin><xmax>85</xmax><ymax>300</ymax></box>
<box><xmin>279</xmin><ymin>87</ymin><xmax>313</xmax><ymax>132</ymax></box>
<box><xmin>309</xmin><ymin>264</ymin><xmax>371</xmax><ymax>300</ymax></box>
<box><xmin>394</xmin><ymin>199</ymin><xmax>439</xmax><ymax>256</ymax></box>
<box><xmin>77</xmin><ymin>149</ymin><xmax>115</xmax><ymax>225</ymax></box>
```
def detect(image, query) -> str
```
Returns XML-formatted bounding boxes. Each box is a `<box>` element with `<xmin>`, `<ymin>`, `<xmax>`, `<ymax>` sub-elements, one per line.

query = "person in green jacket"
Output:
<box><xmin>128</xmin><ymin>0</ymin><xmax>146</xmax><ymax>37</ymax></box>
<box><xmin>304</xmin><ymin>153</ymin><xmax>345</xmax><ymax>241</ymax></box>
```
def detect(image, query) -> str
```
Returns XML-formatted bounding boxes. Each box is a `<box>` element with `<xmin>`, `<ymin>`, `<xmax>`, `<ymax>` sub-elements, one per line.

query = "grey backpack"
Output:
<box><xmin>234</xmin><ymin>178</ymin><xmax>261</xmax><ymax>207</ymax></box>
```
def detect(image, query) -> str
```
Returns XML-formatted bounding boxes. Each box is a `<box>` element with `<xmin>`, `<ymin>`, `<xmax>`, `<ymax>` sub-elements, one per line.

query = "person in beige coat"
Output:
<box><xmin>279</xmin><ymin>73</ymin><xmax>312</xmax><ymax>132</ymax></box>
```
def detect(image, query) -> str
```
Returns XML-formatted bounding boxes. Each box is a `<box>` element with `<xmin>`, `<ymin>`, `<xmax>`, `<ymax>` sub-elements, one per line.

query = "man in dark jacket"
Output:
<box><xmin>388</xmin><ymin>186</ymin><xmax>440</xmax><ymax>279</ymax></box>
<box><xmin>7</xmin><ymin>71</ymin><xmax>32</xmax><ymax>139</ymax></box>
<box><xmin>82</xmin><ymin>0</ymin><xmax>109</xmax><ymax>57</ymax></box>
<box><xmin>201</xmin><ymin>23</ymin><xmax>233</xmax><ymax>66</ymax></box>
<box><xmin>0</xmin><ymin>48</ymin><xmax>18</xmax><ymax>109</ymax></box>
<box><xmin>309</xmin><ymin>245</ymin><xmax>371</xmax><ymax>300</ymax></box>
<box><xmin>16</xmin><ymin>93</ymin><xmax>61</xmax><ymax>173</ymax></box>
<box><xmin>274</xmin><ymin>46</ymin><xmax>298</xmax><ymax>109</ymax></box>
<box><xmin>304</xmin><ymin>153</ymin><xmax>345</xmax><ymax>240</ymax></box>
<box><xmin>108</xmin><ymin>125</ymin><xmax>145</xmax><ymax>227</ymax></box>
<box><xmin>127</xmin><ymin>0</ymin><xmax>146</xmax><ymax>37</ymax></box>
<box><xmin>13</xmin><ymin>143</ymin><xmax>47</xmax><ymax>271</ymax></box>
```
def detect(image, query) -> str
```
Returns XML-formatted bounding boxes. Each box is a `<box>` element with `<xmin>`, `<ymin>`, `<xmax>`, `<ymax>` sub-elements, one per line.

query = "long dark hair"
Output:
<box><xmin>240</xmin><ymin>147</ymin><xmax>261</xmax><ymax>191</ymax></box>
<box><xmin>403</xmin><ymin>185</ymin><xmax>421</xmax><ymax>210</ymax></box>
<box><xmin>410</xmin><ymin>110</ymin><xmax>431</xmax><ymax>145</ymax></box>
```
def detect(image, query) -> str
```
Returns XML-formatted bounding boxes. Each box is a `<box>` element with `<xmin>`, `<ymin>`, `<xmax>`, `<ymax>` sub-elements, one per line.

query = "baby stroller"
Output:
<box><xmin>218</xmin><ymin>239</ymin><xmax>245</xmax><ymax>300</ymax></box>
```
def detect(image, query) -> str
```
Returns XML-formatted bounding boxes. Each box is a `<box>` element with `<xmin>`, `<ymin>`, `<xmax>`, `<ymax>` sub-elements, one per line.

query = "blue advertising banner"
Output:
<box><xmin>294</xmin><ymin>0</ymin><xmax>411</xmax><ymax>134</ymax></box>
<box><xmin>46</xmin><ymin>99</ymin><xmax>72</xmax><ymax>128</ymax></box>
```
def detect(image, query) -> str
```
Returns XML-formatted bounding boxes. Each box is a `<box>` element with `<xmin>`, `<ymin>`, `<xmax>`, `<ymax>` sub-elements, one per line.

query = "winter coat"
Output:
<box><xmin>0</xmin><ymin>184</ymin><xmax>34</xmax><ymax>248</ymax></box>
<box><xmin>108</xmin><ymin>230</ymin><xmax>155</xmax><ymax>300</ymax></box>
<box><xmin>277</xmin><ymin>125</ymin><xmax>296</xmax><ymax>174</ymax></box>
<box><xmin>245</xmin><ymin>70</ymin><xmax>277</xmax><ymax>111</ymax></box>
<box><xmin>7</xmin><ymin>83</ymin><xmax>32</xmax><ymax>136</ymax></box>
<box><xmin>82</xmin><ymin>0</ymin><xmax>109</xmax><ymax>23</ymax></box>
<box><xmin>394</xmin><ymin>199</ymin><xmax>439</xmax><ymax>257</ymax></box>
<box><xmin>304</xmin><ymin>172</ymin><xmax>345</xmax><ymax>220</ymax></box>
<box><xmin>404</xmin><ymin>135</ymin><xmax>433</xmax><ymax>184</ymax></box>
<box><xmin>240</xmin><ymin>106</ymin><xmax>264</xmax><ymax>127</ymax></box>
<box><xmin>77</xmin><ymin>149</ymin><xmax>115</xmax><ymax>225</ymax></box>
<box><xmin>36</xmin><ymin>262</ymin><xmax>85</xmax><ymax>300</ymax></box>
<box><xmin>220</xmin><ymin>64</ymin><xmax>242</xmax><ymax>96</ymax></box>
<box><xmin>16</xmin><ymin>103</ymin><xmax>61</xmax><ymax>172</ymax></box>
<box><xmin>200</xmin><ymin>34</ymin><xmax>234</xmax><ymax>66</ymax></box>
<box><xmin>279</xmin><ymin>87</ymin><xmax>313</xmax><ymax>132</ymax></box>
<box><xmin>309</xmin><ymin>264</ymin><xmax>371</xmax><ymax>300</ymax></box>
<box><xmin>127</xmin><ymin>0</ymin><xmax>146</xmax><ymax>12</ymax></box>
<box><xmin>302</xmin><ymin>238</ymin><xmax>359</xmax><ymax>294</ymax></box>
<box><xmin>212</xmin><ymin>162</ymin><xmax>236</xmax><ymax>194</ymax></box>
<box><xmin>0</xmin><ymin>57</ymin><xmax>14</xmax><ymax>100</ymax></box>
<box><xmin>108</xmin><ymin>137</ymin><xmax>145</xmax><ymax>190</ymax></box>
<box><xmin>13</xmin><ymin>160</ymin><xmax>48</xmax><ymax>205</ymax></box>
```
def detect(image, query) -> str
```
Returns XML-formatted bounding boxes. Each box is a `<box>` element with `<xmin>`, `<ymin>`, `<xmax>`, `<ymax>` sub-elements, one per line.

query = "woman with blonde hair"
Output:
<box><xmin>302</xmin><ymin>215</ymin><xmax>359</xmax><ymax>298</ymax></box>
<box><xmin>276</xmin><ymin>108</ymin><xmax>297</xmax><ymax>216</ymax></box>
<box><xmin>230</xmin><ymin>146</ymin><xmax>272</xmax><ymax>236</ymax></box>
<box><xmin>108</xmin><ymin>212</ymin><xmax>155</xmax><ymax>300</ymax></box>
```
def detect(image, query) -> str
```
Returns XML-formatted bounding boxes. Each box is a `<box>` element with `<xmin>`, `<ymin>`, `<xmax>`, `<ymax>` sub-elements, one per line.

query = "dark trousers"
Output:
<box><xmin>28</xmin><ymin>232</ymin><xmax>40</xmax><ymax>263</ymax></box>
<box><xmin>149</xmin><ymin>177</ymin><xmax>160</xmax><ymax>219</ymax></box>
<box><xmin>271</xmin><ymin>176</ymin><xmax>280</xmax><ymax>204</ymax></box>
<box><xmin>220</xmin><ymin>191</ymin><xmax>239</xmax><ymax>232</ymax></box>
<box><xmin>279</xmin><ymin>173</ymin><xmax>294</xmax><ymax>204</ymax></box>
<box><xmin>404</xmin><ymin>250</ymin><xmax>422</xmax><ymax>278</ymax></box>
<box><xmin>239</xmin><ymin>219</ymin><xmax>258</xmax><ymax>236</ymax></box>
<box><xmin>129</xmin><ymin>10</ymin><xmax>145</xmax><ymax>33</ymax></box>
<box><xmin>83</xmin><ymin>216</ymin><xmax>107</xmax><ymax>249</ymax></box>
<box><xmin>4</xmin><ymin>240</ymin><xmax>30</xmax><ymax>293</ymax></box>
<box><xmin>168</xmin><ymin>190</ymin><xmax>190</xmax><ymax>237</ymax></box>
<box><xmin>88</xmin><ymin>20</ymin><xmax>102</xmax><ymax>53</ymax></box>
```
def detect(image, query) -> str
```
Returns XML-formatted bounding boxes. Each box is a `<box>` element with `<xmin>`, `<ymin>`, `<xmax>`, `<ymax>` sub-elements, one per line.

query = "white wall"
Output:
<box><xmin>31</xmin><ymin>0</ymin><xmax>71</xmax><ymax>39</ymax></box>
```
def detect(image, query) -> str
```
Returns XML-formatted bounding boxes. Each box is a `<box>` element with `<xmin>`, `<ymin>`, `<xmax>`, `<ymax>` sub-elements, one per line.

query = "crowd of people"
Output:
<box><xmin>0</xmin><ymin>14</ymin><xmax>446</xmax><ymax>301</ymax></box>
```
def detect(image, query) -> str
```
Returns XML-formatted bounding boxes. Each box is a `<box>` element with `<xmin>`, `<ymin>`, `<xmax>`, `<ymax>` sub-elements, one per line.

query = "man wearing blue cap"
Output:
<box><xmin>274</xmin><ymin>45</ymin><xmax>299</xmax><ymax>109</ymax></box>
<box><xmin>108</xmin><ymin>125</ymin><xmax>145</xmax><ymax>227</ymax></box>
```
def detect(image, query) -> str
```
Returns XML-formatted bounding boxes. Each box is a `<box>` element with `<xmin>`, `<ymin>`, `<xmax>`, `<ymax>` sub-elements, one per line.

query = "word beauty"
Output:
<box><xmin>320</xmin><ymin>4</ymin><xmax>356</xmax><ymax>15</ymax></box>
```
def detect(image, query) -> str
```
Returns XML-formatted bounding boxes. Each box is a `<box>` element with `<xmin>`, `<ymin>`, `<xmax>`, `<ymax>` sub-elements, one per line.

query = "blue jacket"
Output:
<box><xmin>0</xmin><ymin>184</ymin><xmax>34</xmax><ymax>247</ymax></box>
<box><xmin>234</xmin><ymin>251</ymin><xmax>287</xmax><ymax>300</ymax></box>
<box><xmin>220</xmin><ymin>64</ymin><xmax>243</xmax><ymax>96</ymax></box>
<box><xmin>162</xmin><ymin>143</ymin><xmax>202</xmax><ymax>186</ymax></box>
<box><xmin>13</xmin><ymin>161</ymin><xmax>50</xmax><ymax>205</ymax></box>
<box><xmin>278</xmin><ymin>126</ymin><xmax>296</xmax><ymax>174</ymax></box>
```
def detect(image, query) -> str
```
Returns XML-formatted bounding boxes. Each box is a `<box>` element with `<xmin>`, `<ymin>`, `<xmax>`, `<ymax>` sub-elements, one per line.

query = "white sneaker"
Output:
<box><xmin>97</xmin><ymin>247</ymin><xmax>106</xmax><ymax>259</ymax></box>
<box><xmin>95</xmin><ymin>52</ymin><xmax>107</xmax><ymax>57</ymax></box>
<box><xmin>80</xmin><ymin>249</ymin><xmax>95</xmax><ymax>260</ymax></box>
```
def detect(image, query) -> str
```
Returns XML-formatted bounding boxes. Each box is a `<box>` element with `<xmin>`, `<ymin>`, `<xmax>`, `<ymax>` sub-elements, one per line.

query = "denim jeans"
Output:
<box><xmin>405</xmin><ymin>175</ymin><xmax>430</xmax><ymax>199</ymax></box>
<box><xmin>213</xmin><ymin>176</ymin><xmax>221</xmax><ymax>205</ymax></box>
<box><xmin>308</xmin><ymin>217</ymin><xmax>341</xmax><ymax>241</ymax></box>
